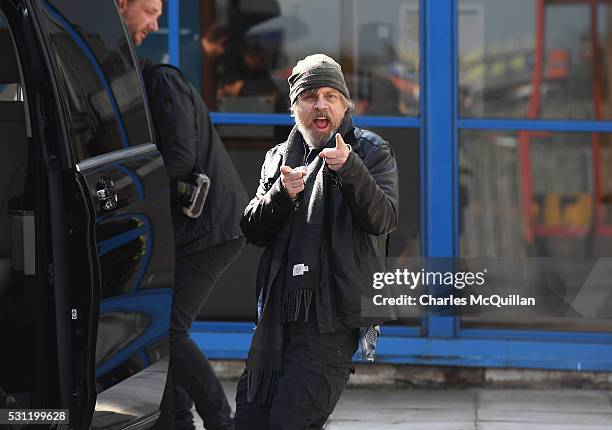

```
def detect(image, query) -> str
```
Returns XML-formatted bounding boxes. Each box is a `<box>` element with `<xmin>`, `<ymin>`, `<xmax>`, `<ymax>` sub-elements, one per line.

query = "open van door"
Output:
<box><xmin>1</xmin><ymin>0</ymin><xmax>175</xmax><ymax>428</ymax></box>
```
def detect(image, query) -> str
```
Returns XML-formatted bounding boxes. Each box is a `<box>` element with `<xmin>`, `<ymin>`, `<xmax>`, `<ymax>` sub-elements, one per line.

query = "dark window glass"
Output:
<box><xmin>0</xmin><ymin>17</ymin><xmax>20</xmax><ymax>101</ymax></box>
<box><xmin>0</xmin><ymin>84</ymin><xmax>19</xmax><ymax>101</ymax></box>
<box><xmin>201</xmin><ymin>123</ymin><xmax>420</xmax><ymax>322</ymax></box>
<box><xmin>459</xmin><ymin>0</ymin><xmax>612</xmax><ymax>120</ymax></box>
<box><xmin>459</xmin><ymin>130</ymin><xmax>612</xmax><ymax>332</ymax></box>
<box><xmin>40</xmin><ymin>0</ymin><xmax>152</xmax><ymax>161</ymax></box>
<box><xmin>177</xmin><ymin>0</ymin><xmax>419</xmax><ymax>116</ymax></box>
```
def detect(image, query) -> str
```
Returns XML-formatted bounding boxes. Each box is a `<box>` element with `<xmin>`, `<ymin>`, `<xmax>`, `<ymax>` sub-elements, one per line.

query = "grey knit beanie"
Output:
<box><xmin>288</xmin><ymin>54</ymin><xmax>350</xmax><ymax>106</ymax></box>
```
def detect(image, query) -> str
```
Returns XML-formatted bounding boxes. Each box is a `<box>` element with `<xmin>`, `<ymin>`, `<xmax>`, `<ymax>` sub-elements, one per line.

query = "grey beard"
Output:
<box><xmin>296</xmin><ymin>120</ymin><xmax>336</xmax><ymax>149</ymax></box>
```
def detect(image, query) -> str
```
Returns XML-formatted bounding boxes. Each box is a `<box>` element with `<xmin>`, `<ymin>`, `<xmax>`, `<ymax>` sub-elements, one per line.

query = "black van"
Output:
<box><xmin>0</xmin><ymin>0</ymin><xmax>175</xmax><ymax>428</ymax></box>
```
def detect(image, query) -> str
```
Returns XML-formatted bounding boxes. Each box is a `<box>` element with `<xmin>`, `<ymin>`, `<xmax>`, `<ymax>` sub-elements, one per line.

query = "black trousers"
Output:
<box><xmin>161</xmin><ymin>237</ymin><xmax>245</xmax><ymax>430</ymax></box>
<box><xmin>234</xmin><ymin>311</ymin><xmax>358</xmax><ymax>430</ymax></box>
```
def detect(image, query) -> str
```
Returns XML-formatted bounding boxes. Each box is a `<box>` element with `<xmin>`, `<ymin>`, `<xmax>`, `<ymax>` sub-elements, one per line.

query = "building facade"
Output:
<box><xmin>138</xmin><ymin>0</ymin><xmax>612</xmax><ymax>371</ymax></box>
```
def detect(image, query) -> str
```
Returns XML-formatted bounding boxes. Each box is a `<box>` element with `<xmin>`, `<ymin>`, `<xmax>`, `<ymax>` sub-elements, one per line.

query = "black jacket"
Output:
<box><xmin>241</xmin><ymin>123</ymin><xmax>399</xmax><ymax>332</ymax></box>
<box><xmin>144</xmin><ymin>65</ymin><xmax>248</xmax><ymax>258</ymax></box>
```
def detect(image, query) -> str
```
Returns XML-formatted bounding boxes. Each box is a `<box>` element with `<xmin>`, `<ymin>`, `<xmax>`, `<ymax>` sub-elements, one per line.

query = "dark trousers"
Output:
<box><xmin>166</xmin><ymin>237</ymin><xmax>245</xmax><ymax>430</ymax></box>
<box><xmin>234</xmin><ymin>311</ymin><xmax>358</xmax><ymax>430</ymax></box>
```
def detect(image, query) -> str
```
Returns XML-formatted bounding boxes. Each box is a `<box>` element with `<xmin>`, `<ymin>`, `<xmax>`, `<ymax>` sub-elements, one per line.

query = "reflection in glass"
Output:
<box><xmin>459</xmin><ymin>0</ymin><xmax>612</xmax><ymax>120</ymax></box>
<box><xmin>459</xmin><ymin>130</ymin><xmax>612</xmax><ymax>331</ymax></box>
<box><xmin>178</xmin><ymin>0</ymin><xmax>419</xmax><ymax>115</ymax></box>
<box><xmin>41</xmin><ymin>0</ymin><xmax>152</xmax><ymax>161</ymax></box>
<box><xmin>95</xmin><ymin>311</ymin><xmax>150</xmax><ymax>368</ymax></box>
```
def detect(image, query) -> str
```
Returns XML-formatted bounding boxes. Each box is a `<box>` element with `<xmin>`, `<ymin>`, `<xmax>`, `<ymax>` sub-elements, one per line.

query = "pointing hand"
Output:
<box><xmin>280</xmin><ymin>165</ymin><xmax>307</xmax><ymax>199</ymax></box>
<box><xmin>319</xmin><ymin>133</ymin><xmax>350</xmax><ymax>172</ymax></box>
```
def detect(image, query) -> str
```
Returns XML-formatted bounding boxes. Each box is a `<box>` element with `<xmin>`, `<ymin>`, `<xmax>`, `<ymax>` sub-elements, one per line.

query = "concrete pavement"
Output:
<box><xmin>193</xmin><ymin>381</ymin><xmax>612</xmax><ymax>429</ymax></box>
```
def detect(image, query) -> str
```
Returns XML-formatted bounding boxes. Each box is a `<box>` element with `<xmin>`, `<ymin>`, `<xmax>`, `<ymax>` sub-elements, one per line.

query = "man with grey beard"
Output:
<box><xmin>236</xmin><ymin>54</ymin><xmax>399</xmax><ymax>429</ymax></box>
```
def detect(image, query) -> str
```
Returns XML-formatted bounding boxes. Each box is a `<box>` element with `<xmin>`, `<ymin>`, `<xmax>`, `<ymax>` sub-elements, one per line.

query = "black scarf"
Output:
<box><xmin>245</xmin><ymin>115</ymin><xmax>354</xmax><ymax>403</ymax></box>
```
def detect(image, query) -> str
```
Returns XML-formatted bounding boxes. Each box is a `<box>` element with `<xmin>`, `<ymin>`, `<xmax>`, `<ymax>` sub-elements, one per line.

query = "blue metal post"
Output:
<box><xmin>168</xmin><ymin>0</ymin><xmax>180</xmax><ymax>66</ymax></box>
<box><xmin>422</xmin><ymin>0</ymin><xmax>457</xmax><ymax>338</ymax></box>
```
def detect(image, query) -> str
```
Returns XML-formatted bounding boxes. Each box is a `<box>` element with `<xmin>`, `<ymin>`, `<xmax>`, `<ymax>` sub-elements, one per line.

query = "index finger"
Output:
<box><xmin>319</xmin><ymin>148</ymin><xmax>338</xmax><ymax>159</ymax></box>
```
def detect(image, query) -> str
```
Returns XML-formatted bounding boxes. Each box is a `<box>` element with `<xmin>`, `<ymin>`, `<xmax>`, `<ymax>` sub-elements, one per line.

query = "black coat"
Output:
<box><xmin>145</xmin><ymin>65</ymin><xmax>248</xmax><ymax>258</ymax></box>
<box><xmin>241</xmin><ymin>124</ymin><xmax>400</xmax><ymax>332</ymax></box>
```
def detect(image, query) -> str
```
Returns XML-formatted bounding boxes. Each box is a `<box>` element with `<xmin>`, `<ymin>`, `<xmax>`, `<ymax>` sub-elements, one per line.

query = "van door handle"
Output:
<box><xmin>96</xmin><ymin>177</ymin><xmax>118</xmax><ymax>210</ymax></box>
<box><xmin>96</xmin><ymin>187</ymin><xmax>116</xmax><ymax>200</ymax></box>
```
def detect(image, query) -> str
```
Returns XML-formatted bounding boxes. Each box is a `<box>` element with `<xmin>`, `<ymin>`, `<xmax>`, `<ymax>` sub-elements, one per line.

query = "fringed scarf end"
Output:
<box><xmin>281</xmin><ymin>289</ymin><xmax>314</xmax><ymax>323</ymax></box>
<box><xmin>246</xmin><ymin>367</ymin><xmax>281</xmax><ymax>404</ymax></box>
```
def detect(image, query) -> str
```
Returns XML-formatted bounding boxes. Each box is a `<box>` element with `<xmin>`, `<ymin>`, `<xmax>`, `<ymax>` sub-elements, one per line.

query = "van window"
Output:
<box><xmin>0</xmin><ymin>9</ymin><xmax>33</xmax><ymax>333</ymax></box>
<box><xmin>38</xmin><ymin>0</ymin><xmax>153</xmax><ymax>161</ymax></box>
<box><xmin>0</xmin><ymin>18</ymin><xmax>28</xmax><ymax>268</ymax></box>
<box><xmin>0</xmin><ymin>18</ymin><xmax>19</xmax><ymax>102</ymax></box>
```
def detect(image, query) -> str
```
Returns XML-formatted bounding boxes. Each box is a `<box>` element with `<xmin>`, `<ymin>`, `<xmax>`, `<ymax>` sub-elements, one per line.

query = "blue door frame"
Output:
<box><xmin>164</xmin><ymin>0</ymin><xmax>612</xmax><ymax>371</ymax></box>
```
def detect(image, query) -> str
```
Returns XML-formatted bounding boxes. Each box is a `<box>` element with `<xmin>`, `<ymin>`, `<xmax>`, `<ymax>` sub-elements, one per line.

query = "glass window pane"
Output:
<box><xmin>200</xmin><ymin>124</ymin><xmax>420</xmax><ymax>322</ymax></box>
<box><xmin>41</xmin><ymin>0</ymin><xmax>153</xmax><ymax>161</ymax></box>
<box><xmin>459</xmin><ymin>130</ymin><xmax>612</xmax><ymax>332</ymax></box>
<box><xmin>0</xmin><ymin>20</ymin><xmax>20</xmax><ymax>102</ymax></box>
<box><xmin>459</xmin><ymin>0</ymin><xmax>612</xmax><ymax>120</ymax></box>
<box><xmin>178</xmin><ymin>0</ymin><xmax>419</xmax><ymax>115</ymax></box>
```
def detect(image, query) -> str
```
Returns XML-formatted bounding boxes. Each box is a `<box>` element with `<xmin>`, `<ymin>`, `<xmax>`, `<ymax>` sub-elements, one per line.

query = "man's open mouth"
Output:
<box><xmin>313</xmin><ymin>117</ymin><xmax>330</xmax><ymax>131</ymax></box>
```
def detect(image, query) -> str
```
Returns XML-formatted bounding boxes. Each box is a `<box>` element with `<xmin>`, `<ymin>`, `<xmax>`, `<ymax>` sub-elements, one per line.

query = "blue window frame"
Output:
<box><xmin>449</xmin><ymin>0</ymin><xmax>612</xmax><ymax>371</ymax></box>
<box><xmin>168</xmin><ymin>0</ymin><xmax>180</xmax><ymax>66</ymax></box>
<box><xmin>167</xmin><ymin>0</ymin><xmax>612</xmax><ymax>371</ymax></box>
